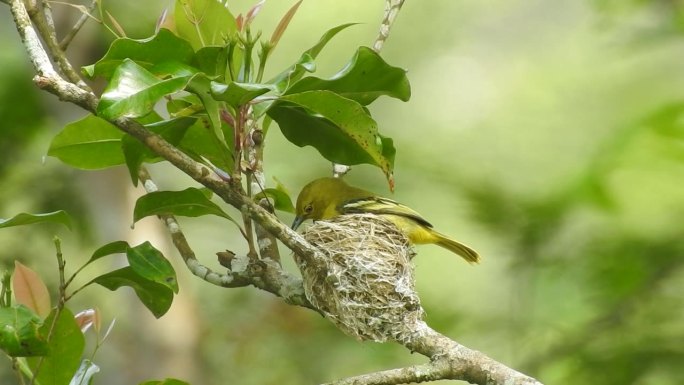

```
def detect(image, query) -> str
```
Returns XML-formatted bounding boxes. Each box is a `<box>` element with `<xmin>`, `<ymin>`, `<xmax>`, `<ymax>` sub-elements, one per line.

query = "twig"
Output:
<box><xmin>373</xmin><ymin>0</ymin><xmax>405</xmax><ymax>53</ymax></box>
<box><xmin>254</xmin><ymin>198</ymin><xmax>281</xmax><ymax>264</ymax></box>
<box><xmin>29</xmin><ymin>237</ymin><xmax>67</xmax><ymax>385</ymax></box>
<box><xmin>137</xmin><ymin>167</ymin><xmax>311</xmax><ymax>308</ymax></box>
<box><xmin>323</xmin><ymin>362</ymin><xmax>449</xmax><ymax>385</ymax></box>
<box><xmin>25</xmin><ymin>0</ymin><xmax>90</xmax><ymax>90</ymax></box>
<box><xmin>58</xmin><ymin>0</ymin><xmax>97</xmax><ymax>50</ymax></box>
<box><xmin>11</xmin><ymin>357</ymin><xmax>28</xmax><ymax>385</ymax></box>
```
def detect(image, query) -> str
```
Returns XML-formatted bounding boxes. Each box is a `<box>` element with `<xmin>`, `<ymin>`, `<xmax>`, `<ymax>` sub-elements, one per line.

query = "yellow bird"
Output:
<box><xmin>292</xmin><ymin>177</ymin><xmax>480</xmax><ymax>264</ymax></box>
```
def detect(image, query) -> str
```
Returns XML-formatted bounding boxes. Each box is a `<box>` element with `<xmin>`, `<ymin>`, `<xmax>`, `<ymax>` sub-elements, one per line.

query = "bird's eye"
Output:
<box><xmin>304</xmin><ymin>204</ymin><xmax>313</xmax><ymax>213</ymax></box>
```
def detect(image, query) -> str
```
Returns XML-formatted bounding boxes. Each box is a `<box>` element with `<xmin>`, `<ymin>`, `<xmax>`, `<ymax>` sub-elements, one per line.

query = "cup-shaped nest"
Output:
<box><xmin>297</xmin><ymin>214</ymin><xmax>424</xmax><ymax>343</ymax></box>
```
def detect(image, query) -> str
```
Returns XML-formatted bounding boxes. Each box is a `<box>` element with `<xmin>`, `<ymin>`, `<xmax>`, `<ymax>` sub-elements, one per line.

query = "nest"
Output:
<box><xmin>297</xmin><ymin>214</ymin><xmax>424</xmax><ymax>343</ymax></box>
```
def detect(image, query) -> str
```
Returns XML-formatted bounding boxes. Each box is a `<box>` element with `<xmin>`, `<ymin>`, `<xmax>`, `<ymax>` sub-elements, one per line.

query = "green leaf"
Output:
<box><xmin>13</xmin><ymin>261</ymin><xmax>51</xmax><ymax>319</ymax></box>
<box><xmin>86</xmin><ymin>240</ymin><xmax>130</xmax><ymax>266</ymax></box>
<box><xmin>268</xmin><ymin>90</ymin><xmax>395</xmax><ymax>182</ymax></box>
<box><xmin>139</xmin><ymin>379</ymin><xmax>190</xmax><ymax>385</ymax></box>
<box><xmin>134</xmin><ymin>187</ymin><xmax>232</xmax><ymax>223</ymax></box>
<box><xmin>285</xmin><ymin>46</ymin><xmax>411</xmax><ymax>105</ymax></box>
<box><xmin>29</xmin><ymin>308</ymin><xmax>85</xmax><ymax>385</ymax></box>
<box><xmin>254</xmin><ymin>188</ymin><xmax>295</xmax><ymax>214</ymax></box>
<box><xmin>48</xmin><ymin>114</ymin><xmax>125</xmax><ymax>169</ymax></box>
<box><xmin>175</xmin><ymin>0</ymin><xmax>237</xmax><ymax>50</ymax></box>
<box><xmin>98</xmin><ymin>59</ymin><xmax>191</xmax><ymax>120</ymax></box>
<box><xmin>126</xmin><ymin>242</ymin><xmax>178</xmax><ymax>294</ymax></box>
<box><xmin>186</xmin><ymin>74</ymin><xmax>222</xmax><ymax>138</ymax></box>
<box><xmin>179</xmin><ymin>118</ymin><xmax>234</xmax><ymax>173</ymax></box>
<box><xmin>0</xmin><ymin>211</ymin><xmax>72</xmax><ymax>230</ymax></box>
<box><xmin>0</xmin><ymin>305</ymin><xmax>48</xmax><ymax>357</ymax></box>
<box><xmin>268</xmin><ymin>23</ymin><xmax>357</xmax><ymax>92</ymax></box>
<box><xmin>83</xmin><ymin>29</ymin><xmax>195</xmax><ymax>79</ymax></box>
<box><xmin>122</xmin><ymin>117</ymin><xmax>197</xmax><ymax>185</ymax></box>
<box><xmin>192</xmin><ymin>46</ymin><xmax>229</xmax><ymax>79</ymax></box>
<box><xmin>210</xmin><ymin>81</ymin><xmax>272</xmax><ymax>108</ymax></box>
<box><xmin>91</xmin><ymin>267</ymin><xmax>173</xmax><ymax>318</ymax></box>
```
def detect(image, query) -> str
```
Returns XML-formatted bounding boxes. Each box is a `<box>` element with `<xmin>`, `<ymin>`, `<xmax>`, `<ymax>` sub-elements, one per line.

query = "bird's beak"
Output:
<box><xmin>291</xmin><ymin>216</ymin><xmax>305</xmax><ymax>230</ymax></box>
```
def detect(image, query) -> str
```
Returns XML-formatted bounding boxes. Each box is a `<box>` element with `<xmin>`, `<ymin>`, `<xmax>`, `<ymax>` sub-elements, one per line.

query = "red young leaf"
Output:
<box><xmin>236</xmin><ymin>14</ymin><xmax>244</xmax><ymax>32</ymax></box>
<box><xmin>74</xmin><ymin>308</ymin><xmax>99</xmax><ymax>333</ymax></box>
<box><xmin>270</xmin><ymin>0</ymin><xmax>302</xmax><ymax>48</ymax></box>
<box><xmin>245</xmin><ymin>0</ymin><xmax>266</xmax><ymax>28</ymax></box>
<box><xmin>13</xmin><ymin>261</ymin><xmax>51</xmax><ymax>318</ymax></box>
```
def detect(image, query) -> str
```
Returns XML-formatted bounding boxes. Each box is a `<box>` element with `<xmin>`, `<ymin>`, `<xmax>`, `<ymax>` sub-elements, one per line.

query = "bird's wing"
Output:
<box><xmin>339</xmin><ymin>196</ymin><xmax>433</xmax><ymax>228</ymax></box>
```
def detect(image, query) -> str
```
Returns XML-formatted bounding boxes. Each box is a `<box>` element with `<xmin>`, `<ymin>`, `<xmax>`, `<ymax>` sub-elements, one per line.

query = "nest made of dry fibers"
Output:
<box><xmin>297</xmin><ymin>214</ymin><xmax>424</xmax><ymax>343</ymax></box>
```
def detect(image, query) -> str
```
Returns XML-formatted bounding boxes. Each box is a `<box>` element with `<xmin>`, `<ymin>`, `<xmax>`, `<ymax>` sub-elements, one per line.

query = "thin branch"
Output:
<box><xmin>254</xmin><ymin>198</ymin><xmax>281</xmax><ymax>264</ymax></box>
<box><xmin>58</xmin><ymin>0</ymin><xmax>97</xmax><ymax>50</ymax></box>
<box><xmin>373</xmin><ymin>0</ymin><xmax>405</xmax><ymax>53</ymax></box>
<box><xmin>403</xmin><ymin>322</ymin><xmax>543</xmax><ymax>385</ymax></box>
<box><xmin>137</xmin><ymin>167</ymin><xmax>312</xmax><ymax>309</ymax></box>
<box><xmin>324</xmin><ymin>362</ymin><xmax>450</xmax><ymax>385</ymax></box>
<box><xmin>26</xmin><ymin>0</ymin><xmax>90</xmax><ymax>90</ymax></box>
<box><xmin>30</xmin><ymin>237</ymin><xmax>67</xmax><ymax>385</ymax></box>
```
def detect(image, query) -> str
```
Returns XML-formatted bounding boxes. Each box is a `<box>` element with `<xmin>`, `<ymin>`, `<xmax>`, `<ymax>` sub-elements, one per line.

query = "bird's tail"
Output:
<box><xmin>431</xmin><ymin>230</ymin><xmax>481</xmax><ymax>264</ymax></box>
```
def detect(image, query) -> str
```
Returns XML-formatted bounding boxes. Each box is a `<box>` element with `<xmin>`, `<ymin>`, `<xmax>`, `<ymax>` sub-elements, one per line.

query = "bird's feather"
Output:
<box><xmin>340</xmin><ymin>196</ymin><xmax>433</xmax><ymax>228</ymax></box>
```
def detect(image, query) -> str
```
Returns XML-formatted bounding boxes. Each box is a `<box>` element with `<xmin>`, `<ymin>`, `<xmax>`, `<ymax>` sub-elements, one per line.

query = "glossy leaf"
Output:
<box><xmin>91</xmin><ymin>267</ymin><xmax>173</xmax><ymax>318</ymax></box>
<box><xmin>268</xmin><ymin>23</ymin><xmax>357</xmax><ymax>91</ymax></box>
<box><xmin>86</xmin><ymin>240</ymin><xmax>129</xmax><ymax>267</ymax></box>
<box><xmin>98</xmin><ymin>59</ymin><xmax>191</xmax><ymax>120</ymax></box>
<box><xmin>12</xmin><ymin>261</ymin><xmax>51</xmax><ymax>319</ymax></box>
<box><xmin>268</xmin><ymin>90</ymin><xmax>395</xmax><ymax>182</ymax></box>
<box><xmin>122</xmin><ymin>117</ymin><xmax>197</xmax><ymax>185</ymax></box>
<box><xmin>134</xmin><ymin>187</ymin><xmax>232</xmax><ymax>223</ymax></box>
<box><xmin>174</xmin><ymin>0</ymin><xmax>237</xmax><ymax>50</ymax></box>
<box><xmin>29</xmin><ymin>308</ymin><xmax>85</xmax><ymax>385</ymax></box>
<box><xmin>210</xmin><ymin>81</ymin><xmax>272</xmax><ymax>108</ymax></box>
<box><xmin>186</xmin><ymin>74</ymin><xmax>221</xmax><ymax>137</ymax></box>
<box><xmin>126</xmin><ymin>242</ymin><xmax>178</xmax><ymax>294</ymax></box>
<box><xmin>285</xmin><ymin>46</ymin><xmax>411</xmax><ymax>105</ymax></box>
<box><xmin>148</xmin><ymin>61</ymin><xmax>199</xmax><ymax>79</ymax></box>
<box><xmin>192</xmin><ymin>46</ymin><xmax>229</xmax><ymax>78</ymax></box>
<box><xmin>179</xmin><ymin>118</ymin><xmax>234</xmax><ymax>174</ymax></box>
<box><xmin>0</xmin><ymin>305</ymin><xmax>48</xmax><ymax>357</ymax></box>
<box><xmin>254</xmin><ymin>187</ymin><xmax>295</xmax><ymax>214</ymax></box>
<box><xmin>83</xmin><ymin>29</ymin><xmax>194</xmax><ymax>79</ymax></box>
<box><xmin>48</xmin><ymin>114</ymin><xmax>125</xmax><ymax>169</ymax></box>
<box><xmin>0</xmin><ymin>211</ymin><xmax>72</xmax><ymax>230</ymax></box>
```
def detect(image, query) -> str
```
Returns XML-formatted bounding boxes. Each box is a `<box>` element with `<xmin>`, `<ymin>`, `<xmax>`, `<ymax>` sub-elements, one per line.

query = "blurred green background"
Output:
<box><xmin>2</xmin><ymin>0</ymin><xmax>684</xmax><ymax>384</ymax></box>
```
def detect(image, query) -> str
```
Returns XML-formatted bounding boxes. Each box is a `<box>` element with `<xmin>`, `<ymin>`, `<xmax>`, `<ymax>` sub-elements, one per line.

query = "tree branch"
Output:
<box><xmin>137</xmin><ymin>167</ymin><xmax>313</xmax><ymax>309</ymax></box>
<box><xmin>7</xmin><ymin>0</ymin><xmax>544</xmax><ymax>383</ymax></box>
<box><xmin>373</xmin><ymin>0</ymin><xmax>405</xmax><ymax>53</ymax></box>
<box><xmin>59</xmin><ymin>0</ymin><xmax>98</xmax><ymax>50</ymax></box>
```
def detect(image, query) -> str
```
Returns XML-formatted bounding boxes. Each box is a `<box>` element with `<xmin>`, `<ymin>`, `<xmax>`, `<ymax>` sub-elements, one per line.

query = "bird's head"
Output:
<box><xmin>292</xmin><ymin>177</ymin><xmax>347</xmax><ymax>230</ymax></box>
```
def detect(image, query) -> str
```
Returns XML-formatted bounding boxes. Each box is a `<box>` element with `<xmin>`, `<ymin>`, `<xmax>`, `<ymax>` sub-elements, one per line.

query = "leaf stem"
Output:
<box><xmin>29</xmin><ymin>237</ymin><xmax>67</xmax><ymax>385</ymax></box>
<box><xmin>1</xmin><ymin>270</ymin><xmax>12</xmax><ymax>307</ymax></box>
